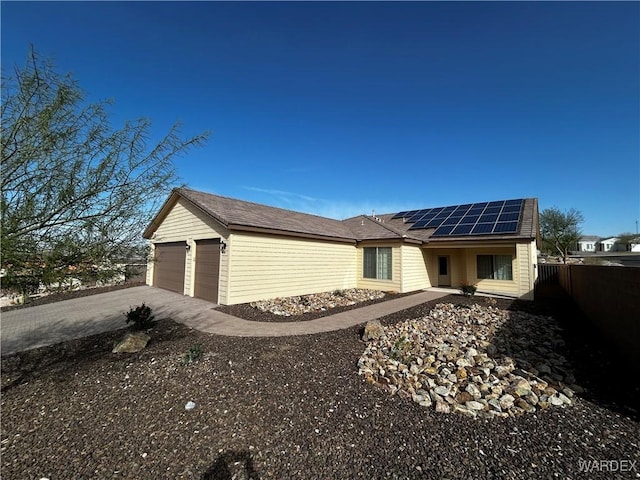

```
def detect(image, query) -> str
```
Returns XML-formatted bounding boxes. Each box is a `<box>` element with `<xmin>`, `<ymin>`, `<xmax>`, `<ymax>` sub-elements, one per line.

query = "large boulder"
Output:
<box><xmin>112</xmin><ymin>332</ymin><xmax>150</xmax><ymax>353</ymax></box>
<box><xmin>362</xmin><ymin>319</ymin><xmax>385</xmax><ymax>341</ymax></box>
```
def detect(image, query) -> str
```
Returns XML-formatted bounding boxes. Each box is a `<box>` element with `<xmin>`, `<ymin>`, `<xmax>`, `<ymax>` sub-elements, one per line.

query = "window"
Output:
<box><xmin>438</xmin><ymin>256</ymin><xmax>448</xmax><ymax>275</ymax></box>
<box><xmin>363</xmin><ymin>247</ymin><xmax>392</xmax><ymax>280</ymax></box>
<box><xmin>477</xmin><ymin>255</ymin><xmax>513</xmax><ymax>280</ymax></box>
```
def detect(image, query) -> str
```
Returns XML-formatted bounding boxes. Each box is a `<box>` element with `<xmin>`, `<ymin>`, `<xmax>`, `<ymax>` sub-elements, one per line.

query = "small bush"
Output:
<box><xmin>183</xmin><ymin>344</ymin><xmax>203</xmax><ymax>365</ymax></box>
<box><xmin>391</xmin><ymin>336</ymin><xmax>412</xmax><ymax>363</ymax></box>
<box><xmin>125</xmin><ymin>303</ymin><xmax>155</xmax><ymax>330</ymax></box>
<box><xmin>460</xmin><ymin>282</ymin><xmax>477</xmax><ymax>297</ymax></box>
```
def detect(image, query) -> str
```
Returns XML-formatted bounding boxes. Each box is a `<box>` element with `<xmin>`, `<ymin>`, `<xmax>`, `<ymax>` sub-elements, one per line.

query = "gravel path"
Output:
<box><xmin>1</xmin><ymin>295</ymin><xmax>638</xmax><ymax>479</ymax></box>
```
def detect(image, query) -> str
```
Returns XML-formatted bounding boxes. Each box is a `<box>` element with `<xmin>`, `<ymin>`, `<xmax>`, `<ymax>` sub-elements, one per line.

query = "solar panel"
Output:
<box><xmin>452</xmin><ymin>224</ymin><xmax>474</xmax><ymax>235</ymax></box>
<box><xmin>479</xmin><ymin>213</ymin><xmax>499</xmax><ymax>223</ymax></box>
<box><xmin>471</xmin><ymin>223</ymin><xmax>495</xmax><ymax>234</ymax></box>
<box><xmin>498</xmin><ymin>212</ymin><xmax>520</xmax><ymax>222</ymax></box>
<box><xmin>442</xmin><ymin>216</ymin><xmax>460</xmax><ymax>226</ymax></box>
<box><xmin>411</xmin><ymin>219</ymin><xmax>431</xmax><ymax>228</ymax></box>
<box><xmin>433</xmin><ymin>225</ymin><xmax>455</xmax><ymax>236</ymax></box>
<box><xmin>501</xmin><ymin>205</ymin><xmax>521</xmax><ymax>213</ymax></box>
<box><xmin>407</xmin><ymin>211</ymin><xmax>427</xmax><ymax>222</ymax></box>
<box><xmin>493</xmin><ymin>221</ymin><xmax>519</xmax><ymax>233</ymax></box>
<box><xmin>454</xmin><ymin>204</ymin><xmax>473</xmax><ymax>213</ymax></box>
<box><xmin>484</xmin><ymin>207</ymin><xmax>502</xmax><ymax>215</ymax></box>
<box><xmin>392</xmin><ymin>210</ymin><xmax>412</xmax><ymax>219</ymax></box>
<box><xmin>400</xmin><ymin>198</ymin><xmax>525</xmax><ymax>236</ymax></box>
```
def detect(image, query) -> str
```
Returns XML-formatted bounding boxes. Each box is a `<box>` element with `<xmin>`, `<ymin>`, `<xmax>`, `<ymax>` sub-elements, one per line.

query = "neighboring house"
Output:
<box><xmin>143</xmin><ymin>188</ymin><xmax>540</xmax><ymax>304</ymax></box>
<box><xmin>598</xmin><ymin>237</ymin><xmax>625</xmax><ymax>252</ymax></box>
<box><xmin>576</xmin><ymin>236</ymin><xmax>600</xmax><ymax>252</ymax></box>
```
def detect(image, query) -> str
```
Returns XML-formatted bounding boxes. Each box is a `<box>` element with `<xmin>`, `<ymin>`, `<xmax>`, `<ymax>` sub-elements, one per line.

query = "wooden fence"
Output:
<box><xmin>536</xmin><ymin>263</ymin><xmax>640</xmax><ymax>367</ymax></box>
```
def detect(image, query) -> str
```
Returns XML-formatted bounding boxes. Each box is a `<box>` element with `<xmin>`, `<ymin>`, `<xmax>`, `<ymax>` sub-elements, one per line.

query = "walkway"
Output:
<box><xmin>0</xmin><ymin>286</ymin><xmax>447</xmax><ymax>356</ymax></box>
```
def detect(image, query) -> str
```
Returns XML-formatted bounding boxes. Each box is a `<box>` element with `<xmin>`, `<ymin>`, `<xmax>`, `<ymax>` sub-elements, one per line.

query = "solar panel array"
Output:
<box><xmin>392</xmin><ymin>199</ymin><xmax>524</xmax><ymax>237</ymax></box>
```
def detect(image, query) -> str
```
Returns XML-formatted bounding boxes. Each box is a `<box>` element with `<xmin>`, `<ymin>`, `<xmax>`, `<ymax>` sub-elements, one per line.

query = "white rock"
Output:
<box><xmin>434</xmin><ymin>386</ymin><xmax>450</xmax><ymax>396</ymax></box>
<box><xmin>466</xmin><ymin>383</ymin><xmax>481</xmax><ymax>399</ymax></box>
<box><xmin>466</xmin><ymin>401</ymin><xmax>485</xmax><ymax>411</ymax></box>
<box><xmin>185</xmin><ymin>401</ymin><xmax>196</xmax><ymax>410</ymax></box>
<box><xmin>549</xmin><ymin>396</ymin><xmax>564</xmax><ymax>406</ymax></box>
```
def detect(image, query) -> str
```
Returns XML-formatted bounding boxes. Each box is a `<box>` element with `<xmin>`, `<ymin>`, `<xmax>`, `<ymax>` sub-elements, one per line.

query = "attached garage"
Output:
<box><xmin>153</xmin><ymin>242</ymin><xmax>186</xmax><ymax>294</ymax></box>
<box><xmin>194</xmin><ymin>238</ymin><xmax>221</xmax><ymax>303</ymax></box>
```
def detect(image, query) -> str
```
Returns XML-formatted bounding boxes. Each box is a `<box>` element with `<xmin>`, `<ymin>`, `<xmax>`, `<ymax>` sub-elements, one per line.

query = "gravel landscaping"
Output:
<box><xmin>216</xmin><ymin>289</ymin><xmax>410</xmax><ymax>323</ymax></box>
<box><xmin>1</xmin><ymin>294</ymin><xmax>638</xmax><ymax>479</ymax></box>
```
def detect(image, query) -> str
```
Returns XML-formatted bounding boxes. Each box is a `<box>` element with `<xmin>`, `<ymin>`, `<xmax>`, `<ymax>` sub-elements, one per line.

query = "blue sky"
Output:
<box><xmin>3</xmin><ymin>1</ymin><xmax>639</xmax><ymax>237</ymax></box>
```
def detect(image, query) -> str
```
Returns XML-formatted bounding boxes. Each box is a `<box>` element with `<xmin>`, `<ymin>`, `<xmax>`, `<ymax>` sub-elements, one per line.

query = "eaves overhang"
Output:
<box><xmin>228</xmin><ymin>224</ymin><xmax>357</xmax><ymax>244</ymax></box>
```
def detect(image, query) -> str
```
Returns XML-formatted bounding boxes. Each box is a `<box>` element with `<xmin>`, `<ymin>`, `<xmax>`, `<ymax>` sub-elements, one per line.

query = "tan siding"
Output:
<box><xmin>400</xmin><ymin>245</ymin><xmax>430</xmax><ymax>292</ymax></box>
<box><xmin>425</xmin><ymin>244</ymin><xmax>527</xmax><ymax>297</ymax></box>
<box><xmin>147</xmin><ymin>198</ymin><xmax>229</xmax><ymax>303</ymax></box>
<box><xmin>425</xmin><ymin>248</ymin><xmax>465</xmax><ymax>287</ymax></box>
<box><xmin>226</xmin><ymin>233</ymin><xmax>356</xmax><ymax>305</ymax></box>
<box><xmin>515</xmin><ymin>240</ymin><xmax>537</xmax><ymax>300</ymax></box>
<box><xmin>356</xmin><ymin>243</ymin><xmax>402</xmax><ymax>292</ymax></box>
<box><xmin>466</xmin><ymin>246</ymin><xmax>518</xmax><ymax>296</ymax></box>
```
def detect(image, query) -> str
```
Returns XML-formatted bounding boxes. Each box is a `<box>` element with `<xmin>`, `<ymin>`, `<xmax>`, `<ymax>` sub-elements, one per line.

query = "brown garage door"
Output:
<box><xmin>194</xmin><ymin>238</ymin><xmax>220</xmax><ymax>303</ymax></box>
<box><xmin>153</xmin><ymin>242</ymin><xmax>186</xmax><ymax>294</ymax></box>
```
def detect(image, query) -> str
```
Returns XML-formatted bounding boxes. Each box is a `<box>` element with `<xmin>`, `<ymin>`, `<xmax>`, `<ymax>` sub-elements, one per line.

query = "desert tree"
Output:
<box><xmin>1</xmin><ymin>47</ymin><xmax>209</xmax><ymax>293</ymax></box>
<box><xmin>539</xmin><ymin>207</ymin><xmax>584</xmax><ymax>263</ymax></box>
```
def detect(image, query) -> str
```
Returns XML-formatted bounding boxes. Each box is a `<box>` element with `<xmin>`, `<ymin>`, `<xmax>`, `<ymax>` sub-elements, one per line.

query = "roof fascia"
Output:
<box><xmin>229</xmin><ymin>224</ymin><xmax>356</xmax><ymax>244</ymax></box>
<box><xmin>423</xmin><ymin>238</ymin><xmax>531</xmax><ymax>249</ymax></box>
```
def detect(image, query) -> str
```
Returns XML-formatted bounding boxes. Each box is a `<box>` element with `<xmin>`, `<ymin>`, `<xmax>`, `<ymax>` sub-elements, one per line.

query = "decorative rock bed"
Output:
<box><xmin>358</xmin><ymin>303</ymin><xmax>583</xmax><ymax>418</ymax></box>
<box><xmin>249</xmin><ymin>288</ymin><xmax>386</xmax><ymax>316</ymax></box>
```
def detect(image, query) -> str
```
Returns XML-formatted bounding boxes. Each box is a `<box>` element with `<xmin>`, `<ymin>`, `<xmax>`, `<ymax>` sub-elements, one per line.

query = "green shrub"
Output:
<box><xmin>183</xmin><ymin>344</ymin><xmax>203</xmax><ymax>365</ymax></box>
<box><xmin>125</xmin><ymin>303</ymin><xmax>155</xmax><ymax>330</ymax></box>
<box><xmin>460</xmin><ymin>282</ymin><xmax>477</xmax><ymax>297</ymax></box>
<box><xmin>391</xmin><ymin>336</ymin><xmax>412</xmax><ymax>363</ymax></box>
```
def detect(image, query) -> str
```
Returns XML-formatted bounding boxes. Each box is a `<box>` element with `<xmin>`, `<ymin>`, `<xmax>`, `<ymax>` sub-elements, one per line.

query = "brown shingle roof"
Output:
<box><xmin>341</xmin><ymin>215</ymin><xmax>410</xmax><ymax>241</ymax></box>
<box><xmin>177</xmin><ymin>188</ymin><xmax>357</xmax><ymax>242</ymax></box>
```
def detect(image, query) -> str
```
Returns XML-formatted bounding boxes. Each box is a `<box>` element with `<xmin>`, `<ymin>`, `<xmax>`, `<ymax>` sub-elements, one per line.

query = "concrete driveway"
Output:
<box><xmin>0</xmin><ymin>286</ymin><xmax>216</xmax><ymax>356</ymax></box>
<box><xmin>1</xmin><ymin>286</ymin><xmax>448</xmax><ymax>356</ymax></box>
